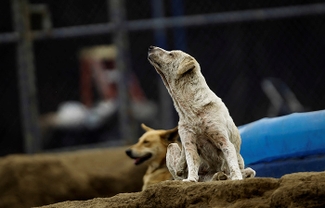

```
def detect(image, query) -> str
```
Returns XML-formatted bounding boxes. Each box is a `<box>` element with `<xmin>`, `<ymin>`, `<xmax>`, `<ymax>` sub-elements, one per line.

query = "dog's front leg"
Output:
<box><xmin>217</xmin><ymin>137</ymin><xmax>243</xmax><ymax>180</ymax></box>
<box><xmin>180</xmin><ymin>130</ymin><xmax>200</xmax><ymax>182</ymax></box>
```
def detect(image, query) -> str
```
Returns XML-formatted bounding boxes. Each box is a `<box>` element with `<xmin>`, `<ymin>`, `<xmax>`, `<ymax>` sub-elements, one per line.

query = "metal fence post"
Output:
<box><xmin>108</xmin><ymin>0</ymin><xmax>135</xmax><ymax>143</ymax></box>
<box><xmin>12</xmin><ymin>0</ymin><xmax>41</xmax><ymax>153</ymax></box>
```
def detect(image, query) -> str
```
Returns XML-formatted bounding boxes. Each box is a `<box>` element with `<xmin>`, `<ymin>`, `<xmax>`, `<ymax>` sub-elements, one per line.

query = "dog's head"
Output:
<box><xmin>147</xmin><ymin>46</ymin><xmax>200</xmax><ymax>90</ymax></box>
<box><xmin>125</xmin><ymin>123</ymin><xmax>179</xmax><ymax>166</ymax></box>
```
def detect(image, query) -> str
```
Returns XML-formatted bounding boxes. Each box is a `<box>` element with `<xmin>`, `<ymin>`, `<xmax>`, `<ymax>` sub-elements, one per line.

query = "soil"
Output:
<box><xmin>1</xmin><ymin>148</ymin><xmax>325</xmax><ymax>208</ymax></box>
<box><xmin>0</xmin><ymin>147</ymin><xmax>146</xmax><ymax>208</ymax></box>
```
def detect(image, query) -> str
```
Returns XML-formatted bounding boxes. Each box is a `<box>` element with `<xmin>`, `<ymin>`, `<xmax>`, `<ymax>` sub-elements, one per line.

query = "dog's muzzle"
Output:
<box><xmin>148</xmin><ymin>45</ymin><xmax>156</xmax><ymax>52</ymax></box>
<box><xmin>148</xmin><ymin>46</ymin><xmax>161</xmax><ymax>68</ymax></box>
<box><xmin>125</xmin><ymin>149</ymin><xmax>153</xmax><ymax>165</ymax></box>
<box><xmin>148</xmin><ymin>45</ymin><xmax>156</xmax><ymax>60</ymax></box>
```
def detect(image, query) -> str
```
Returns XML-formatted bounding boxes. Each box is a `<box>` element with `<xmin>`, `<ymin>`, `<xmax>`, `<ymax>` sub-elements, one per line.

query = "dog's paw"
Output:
<box><xmin>242</xmin><ymin>167</ymin><xmax>256</xmax><ymax>178</ymax></box>
<box><xmin>182</xmin><ymin>177</ymin><xmax>198</xmax><ymax>182</ymax></box>
<box><xmin>211</xmin><ymin>171</ymin><xmax>228</xmax><ymax>181</ymax></box>
<box><xmin>230</xmin><ymin>172</ymin><xmax>243</xmax><ymax>180</ymax></box>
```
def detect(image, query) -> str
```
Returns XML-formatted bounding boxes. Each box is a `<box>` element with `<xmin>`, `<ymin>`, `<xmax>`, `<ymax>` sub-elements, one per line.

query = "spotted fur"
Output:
<box><xmin>148</xmin><ymin>46</ymin><xmax>255</xmax><ymax>182</ymax></box>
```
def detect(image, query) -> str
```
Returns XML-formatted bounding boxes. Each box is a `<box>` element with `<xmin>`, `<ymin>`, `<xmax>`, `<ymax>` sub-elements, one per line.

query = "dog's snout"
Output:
<box><xmin>148</xmin><ymin>45</ymin><xmax>156</xmax><ymax>51</ymax></box>
<box><xmin>125</xmin><ymin>149</ymin><xmax>132</xmax><ymax>157</ymax></box>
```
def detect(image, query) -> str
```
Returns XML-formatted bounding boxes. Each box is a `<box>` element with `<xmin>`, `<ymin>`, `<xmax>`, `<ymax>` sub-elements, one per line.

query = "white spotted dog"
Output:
<box><xmin>147</xmin><ymin>46</ymin><xmax>255</xmax><ymax>182</ymax></box>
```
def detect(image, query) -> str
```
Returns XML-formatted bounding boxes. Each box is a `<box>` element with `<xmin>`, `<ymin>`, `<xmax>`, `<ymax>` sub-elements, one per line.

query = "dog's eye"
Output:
<box><xmin>143</xmin><ymin>140</ymin><xmax>149</xmax><ymax>144</ymax></box>
<box><xmin>169</xmin><ymin>53</ymin><xmax>174</xmax><ymax>57</ymax></box>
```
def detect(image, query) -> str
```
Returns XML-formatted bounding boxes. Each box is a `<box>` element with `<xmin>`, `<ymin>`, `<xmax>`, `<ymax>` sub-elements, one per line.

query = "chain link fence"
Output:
<box><xmin>1</xmin><ymin>0</ymin><xmax>325</xmax><ymax>155</ymax></box>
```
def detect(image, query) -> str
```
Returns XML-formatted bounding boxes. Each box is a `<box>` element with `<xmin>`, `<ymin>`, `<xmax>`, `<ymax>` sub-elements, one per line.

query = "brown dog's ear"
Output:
<box><xmin>141</xmin><ymin>123</ymin><xmax>154</xmax><ymax>132</ymax></box>
<box><xmin>161</xmin><ymin>126</ymin><xmax>179</xmax><ymax>144</ymax></box>
<box><xmin>177</xmin><ymin>57</ymin><xmax>196</xmax><ymax>75</ymax></box>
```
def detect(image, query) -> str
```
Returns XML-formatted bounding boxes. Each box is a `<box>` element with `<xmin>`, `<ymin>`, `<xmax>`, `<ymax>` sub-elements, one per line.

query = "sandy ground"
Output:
<box><xmin>0</xmin><ymin>147</ymin><xmax>146</xmax><ymax>208</ymax></box>
<box><xmin>39</xmin><ymin>172</ymin><xmax>325</xmax><ymax>208</ymax></box>
<box><xmin>1</xmin><ymin>147</ymin><xmax>325</xmax><ymax>208</ymax></box>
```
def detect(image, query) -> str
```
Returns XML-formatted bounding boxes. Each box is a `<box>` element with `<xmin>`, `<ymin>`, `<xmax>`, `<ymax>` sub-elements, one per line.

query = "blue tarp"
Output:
<box><xmin>239</xmin><ymin>110</ymin><xmax>325</xmax><ymax>177</ymax></box>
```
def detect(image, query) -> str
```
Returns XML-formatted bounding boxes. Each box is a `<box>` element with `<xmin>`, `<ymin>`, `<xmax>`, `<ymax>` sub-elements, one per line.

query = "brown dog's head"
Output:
<box><xmin>125</xmin><ymin>123</ymin><xmax>179</xmax><ymax>166</ymax></box>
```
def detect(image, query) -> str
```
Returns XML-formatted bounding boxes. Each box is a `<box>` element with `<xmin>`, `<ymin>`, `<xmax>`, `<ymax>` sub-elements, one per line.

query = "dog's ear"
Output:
<box><xmin>141</xmin><ymin>123</ymin><xmax>154</xmax><ymax>132</ymax></box>
<box><xmin>161</xmin><ymin>126</ymin><xmax>179</xmax><ymax>144</ymax></box>
<box><xmin>177</xmin><ymin>57</ymin><xmax>196</xmax><ymax>75</ymax></box>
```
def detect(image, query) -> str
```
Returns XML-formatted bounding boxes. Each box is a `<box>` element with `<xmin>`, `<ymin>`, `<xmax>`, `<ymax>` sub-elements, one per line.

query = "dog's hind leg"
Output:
<box><xmin>176</xmin><ymin>144</ymin><xmax>187</xmax><ymax>178</ymax></box>
<box><xmin>241</xmin><ymin>167</ymin><xmax>256</xmax><ymax>178</ymax></box>
<box><xmin>211</xmin><ymin>171</ymin><xmax>228</xmax><ymax>181</ymax></box>
<box><xmin>167</xmin><ymin>143</ymin><xmax>186</xmax><ymax>180</ymax></box>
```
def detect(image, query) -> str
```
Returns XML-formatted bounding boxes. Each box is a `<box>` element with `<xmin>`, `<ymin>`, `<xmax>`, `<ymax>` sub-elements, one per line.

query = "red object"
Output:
<box><xmin>79</xmin><ymin>56</ymin><xmax>147</xmax><ymax>107</ymax></box>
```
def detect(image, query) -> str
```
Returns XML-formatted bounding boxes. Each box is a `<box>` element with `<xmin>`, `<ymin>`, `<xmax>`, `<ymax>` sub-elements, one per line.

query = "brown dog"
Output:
<box><xmin>125</xmin><ymin>123</ymin><xmax>179</xmax><ymax>190</ymax></box>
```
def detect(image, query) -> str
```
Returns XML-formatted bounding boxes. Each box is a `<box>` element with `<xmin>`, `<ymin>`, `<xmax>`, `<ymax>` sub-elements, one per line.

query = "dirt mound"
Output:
<box><xmin>39</xmin><ymin>171</ymin><xmax>325</xmax><ymax>208</ymax></box>
<box><xmin>0</xmin><ymin>147</ymin><xmax>146</xmax><ymax>208</ymax></box>
<box><xmin>1</xmin><ymin>148</ymin><xmax>325</xmax><ymax>208</ymax></box>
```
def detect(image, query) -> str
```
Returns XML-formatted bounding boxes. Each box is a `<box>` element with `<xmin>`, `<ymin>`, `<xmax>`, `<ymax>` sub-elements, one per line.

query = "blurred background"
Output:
<box><xmin>0</xmin><ymin>0</ymin><xmax>324</xmax><ymax>156</ymax></box>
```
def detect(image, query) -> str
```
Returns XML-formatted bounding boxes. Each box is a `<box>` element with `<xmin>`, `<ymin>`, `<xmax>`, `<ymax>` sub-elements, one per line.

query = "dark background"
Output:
<box><xmin>0</xmin><ymin>0</ymin><xmax>324</xmax><ymax>155</ymax></box>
